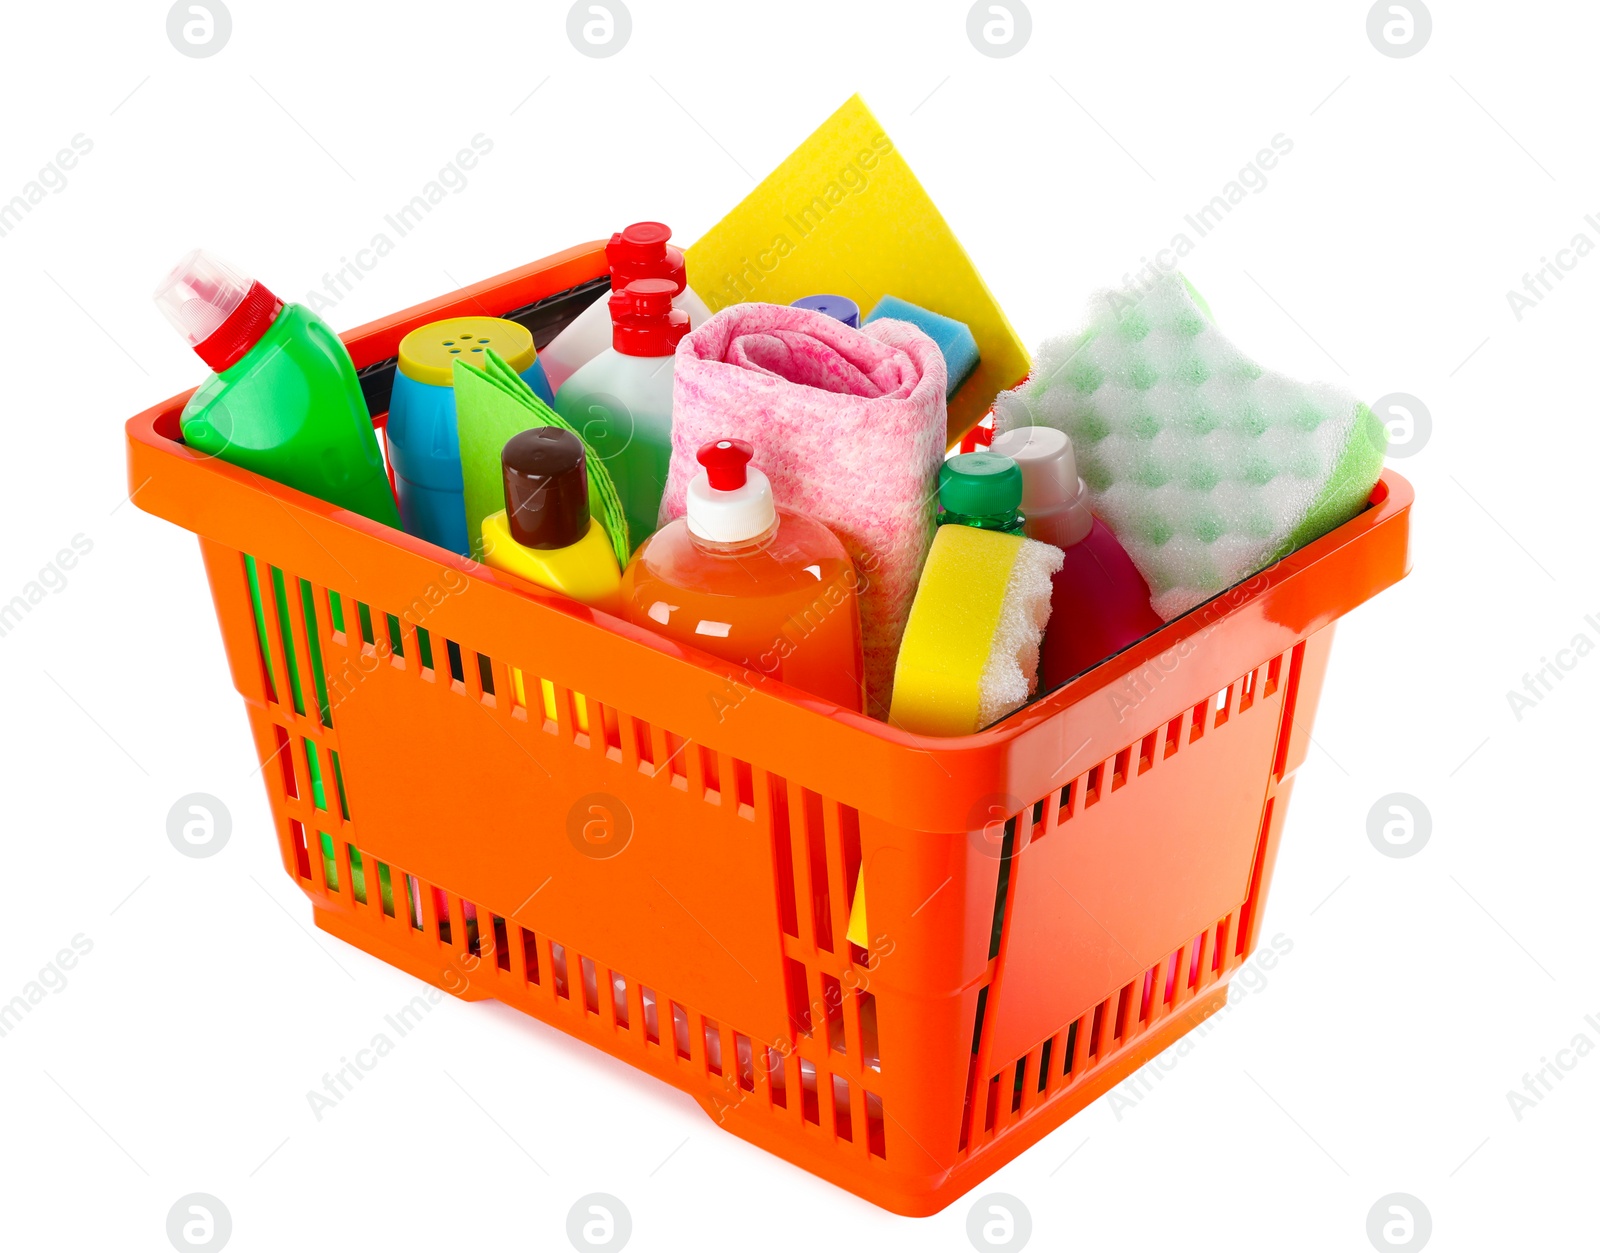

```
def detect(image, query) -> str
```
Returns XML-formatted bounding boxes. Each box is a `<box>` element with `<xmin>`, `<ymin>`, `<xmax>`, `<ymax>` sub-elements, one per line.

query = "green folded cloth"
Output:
<box><xmin>453</xmin><ymin>348</ymin><xmax>630</xmax><ymax>566</ymax></box>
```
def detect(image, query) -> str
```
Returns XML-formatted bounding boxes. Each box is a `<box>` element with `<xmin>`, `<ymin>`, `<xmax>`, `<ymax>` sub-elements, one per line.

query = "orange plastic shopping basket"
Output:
<box><xmin>126</xmin><ymin>242</ymin><xmax>1413</xmax><ymax>1215</ymax></box>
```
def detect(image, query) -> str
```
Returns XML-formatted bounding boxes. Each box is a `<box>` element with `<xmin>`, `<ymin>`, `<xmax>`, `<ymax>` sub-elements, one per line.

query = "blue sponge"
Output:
<box><xmin>865</xmin><ymin>295</ymin><xmax>979</xmax><ymax>399</ymax></box>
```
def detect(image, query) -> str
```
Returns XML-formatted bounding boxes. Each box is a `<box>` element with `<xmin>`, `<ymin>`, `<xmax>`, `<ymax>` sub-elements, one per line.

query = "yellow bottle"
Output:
<box><xmin>481</xmin><ymin>427</ymin><xmax>622</xmax><ymax>728</ymax></box>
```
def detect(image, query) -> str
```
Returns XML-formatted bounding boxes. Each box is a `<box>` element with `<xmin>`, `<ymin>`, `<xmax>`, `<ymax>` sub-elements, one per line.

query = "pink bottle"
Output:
<box><xmin>989</xmin><ymin>426</ymin><xmax>1164</xmax><ymax>689</ymax></box>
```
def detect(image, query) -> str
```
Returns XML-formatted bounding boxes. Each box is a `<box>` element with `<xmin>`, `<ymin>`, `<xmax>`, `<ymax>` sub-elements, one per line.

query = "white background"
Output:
<box><xmin>0</xmin><ymin>1</ymin><xmax>1593</xmax><ymax>1249</ymax></box>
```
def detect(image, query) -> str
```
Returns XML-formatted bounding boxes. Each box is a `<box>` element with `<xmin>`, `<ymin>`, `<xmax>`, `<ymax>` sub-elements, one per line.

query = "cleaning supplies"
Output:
<box><xmin>657</xmin><ymin>302</ymin><xmax>947</xmax><ymax>714</ymax></box>
<box><xmin>538</xmin><ymin>221</ymin><xmax>710</xmax><ymax>395</ymax></box>
<box><xmin>996</xmin><ymin>273</ymin><xmax>1389</xmax><ymax>619</ymax></box>
<box><xmin>683</xmin><ymin>94</ymin><xmax>1030</xmax><ymax>442</ymax></box>
<box><xmin>622</xmin><ymin>439</ymin><xmax>864</xmax><ymax>712</ymax></box>
<box><xmin>938</xmin><ymin>451</ymin><xmax>1025</xmax><ymax>533</ymax></box>
<box><xmin>989</xmin><ymin>426</ymin><xmax>1164</xmax><ymax>687</ymax></box>
<box><xmin>791</xmin><ymin>294</ymin><xmax>860</xmax><ymax>327</ymax></box>
<box><xmin>555</xmin><ymin>278</ymin><xmax>687</xmax><ymax>549</ymax></box>
<box><xmin>481</xmin><ymin>428</ymin><xmax>622</xmax><ymax>611</ymax></box>
<box><xmin>866</xmin><ymin>296</ymin><xmax>980</xmax><ymax>400</ymax></box>
<box><xmin>453</xmin><ymin>347</ymin><xmax>630</xmax><ymax>567</ymax></box>
<box><xmin>888</xmin><ymin>525</ymin><xmax>1062</xmax><ymax>737</ymax></box>
<box><xmin>387</xmin><ymin>316</ymin><xmax>551</xmax><ymax>555</ymax></box>
<box><xmin>154</xmin><ymin>249</ymin><xmax>400</xmax><ymax>528</ymax></box>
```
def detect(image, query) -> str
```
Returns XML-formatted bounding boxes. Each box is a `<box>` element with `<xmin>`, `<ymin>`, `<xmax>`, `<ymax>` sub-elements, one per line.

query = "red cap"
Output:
<box><xmin>153</xmin><ymin>250</ymin><xmax>285</xmax><ymax>373</ymax></box>
<box><xmin>697</xmin><ymin>439</ymin><xmax>754</xmax><ymax>491</ymax></box>
<box><xmin>610</xmin><ymin>278</ymin><xmax>689</xmax><ymax>356</ymax></box>
<box><xmin>606</xmin><ymin>221</ymin><xmax>687</xmax><ymax>294</ymax></box>
<box><xmin>194</xmin><ymin>280</ymin><xmax>283</xmax><ymax>372</ymax></box>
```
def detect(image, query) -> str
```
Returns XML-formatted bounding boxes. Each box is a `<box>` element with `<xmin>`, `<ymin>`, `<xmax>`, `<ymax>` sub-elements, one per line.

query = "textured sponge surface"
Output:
<box><xmin>890</xmin><ymin>525</ymin><xmax>1062</xmax><ymax>736</ymax></box>
<box><xmin>867</xmin><ymin>295</ymin><xmax>981</xmax><ymax>399</ymax></box>
<box><xmin>997</xmin><ymin>275</ymin><xmax>1387</xmax><ymax>619</ymax></box>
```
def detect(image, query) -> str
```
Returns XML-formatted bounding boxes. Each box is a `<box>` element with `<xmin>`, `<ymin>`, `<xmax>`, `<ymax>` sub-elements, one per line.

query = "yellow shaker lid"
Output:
<box><xmin>398</xmin><ymin>316</ymin><xmax>536</xmax><ymax>387</ymax></box>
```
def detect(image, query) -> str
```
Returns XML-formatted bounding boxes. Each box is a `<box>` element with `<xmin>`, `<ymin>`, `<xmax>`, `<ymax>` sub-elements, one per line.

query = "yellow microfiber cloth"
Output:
<box><xmin>849</xmin><ymin>526</ymin><xmax>1060</xmax><ymax>947</ymax></box>
<box><xmin>889</xmin><ymin>525</ymin><xmax>1063</xmax><ymax>737</ymax></box>
<box><xmin>684</xmin><ymin>94</ymin><xmax>1030</xmax><ymax>445</ymax></box>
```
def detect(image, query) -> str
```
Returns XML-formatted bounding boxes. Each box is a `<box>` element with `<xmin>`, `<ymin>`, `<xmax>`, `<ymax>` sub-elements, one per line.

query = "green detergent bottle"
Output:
<box><xmin>154</xmin><ymin>249</ymin><xmax>400</xmax><ymax>527</ymax></box>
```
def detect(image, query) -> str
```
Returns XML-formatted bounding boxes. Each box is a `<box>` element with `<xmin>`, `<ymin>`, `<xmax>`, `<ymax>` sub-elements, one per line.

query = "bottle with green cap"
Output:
<box><xmin>937</xmin><ymin>451</ymin><xmax>1026</xmax><ymax>533</ymax></box>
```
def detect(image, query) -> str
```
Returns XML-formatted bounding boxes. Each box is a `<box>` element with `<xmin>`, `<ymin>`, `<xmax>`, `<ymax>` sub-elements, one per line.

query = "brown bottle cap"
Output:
<box><xmin>501</xmin><ymin>427</ymin><xmax>590</xmax><ymax>550</ymax></box>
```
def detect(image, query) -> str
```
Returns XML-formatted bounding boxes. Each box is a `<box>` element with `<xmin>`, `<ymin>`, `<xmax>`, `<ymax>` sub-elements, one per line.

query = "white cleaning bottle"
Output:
<box><xmin>554</xmin><ymin>277</ymin><xmax>688</xmax><ymax>551</ymax></box>
<box><xmin>539</xmin><ymin>221</ymin><xmax>710</xmax><ymax>395</ymax></box>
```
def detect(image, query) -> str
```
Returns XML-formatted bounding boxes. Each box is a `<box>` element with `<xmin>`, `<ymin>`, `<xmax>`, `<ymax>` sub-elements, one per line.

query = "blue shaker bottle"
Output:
<box><xmin>387</xmin><ymin>316</ymin><xmax>555</xmax><ymax>554</ymax></box>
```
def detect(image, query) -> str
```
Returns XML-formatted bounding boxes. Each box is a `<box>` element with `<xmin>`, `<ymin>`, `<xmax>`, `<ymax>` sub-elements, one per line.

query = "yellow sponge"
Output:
<box><xmin>847</xmin><ymin>882</ymin><xmax>869</xmax><ymax>950</ymax></box>
<box><xmin>684</xmin><ymin>94</ymin><xmax>1030</xmax><ymax>445</ymax></box>
<box><xmin>889</xmin><ymin>525</ymin><xmax>1063</xmax><ymax>737</ymax></box>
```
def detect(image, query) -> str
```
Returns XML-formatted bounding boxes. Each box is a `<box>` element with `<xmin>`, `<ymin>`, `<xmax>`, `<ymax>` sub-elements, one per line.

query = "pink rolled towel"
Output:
<box><xmin>660</xmin><ymin>303</ymin><xmax>948</xmax><ymax>714</ymax></box>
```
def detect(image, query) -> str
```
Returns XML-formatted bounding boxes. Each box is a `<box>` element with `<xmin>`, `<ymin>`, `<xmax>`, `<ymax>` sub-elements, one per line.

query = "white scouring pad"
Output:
<box><xmin>996</xmin><ymin>274</ymin><xmax>1388</xmax><ymax>620</ymax></box>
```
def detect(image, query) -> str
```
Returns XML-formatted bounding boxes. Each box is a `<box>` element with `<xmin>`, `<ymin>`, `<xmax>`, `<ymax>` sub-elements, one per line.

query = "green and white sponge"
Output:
<box><xmin>997</xmin><ymin>274</ymin><xmax>1388</xmax><ymax>620</ymax></box>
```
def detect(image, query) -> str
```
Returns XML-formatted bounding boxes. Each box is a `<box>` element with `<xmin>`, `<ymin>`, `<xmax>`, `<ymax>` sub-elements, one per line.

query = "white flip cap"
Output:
<box><xmin>686</xmin><ymin>439</ymin><xmax>777</xmax><ymax>543</ymax></box>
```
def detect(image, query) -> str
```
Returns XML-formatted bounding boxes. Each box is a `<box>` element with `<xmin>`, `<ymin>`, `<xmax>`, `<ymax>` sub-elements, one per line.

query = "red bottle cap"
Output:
<box><xmin>687</xmin><ymin>438</ymin><xmax>775</xmax><ymax>543</ymax></box>
<box><xmin>610</xmin><ymin>278</ymin><xmax>689</xmax><ymax>356</ymax></box>
<box><xmin>606</xmin><ymin>221</ymin><xmax>687</xmax><ymax>294</ymax></box>
<box><xmin>697</xmin><ymin>439</ymin><xmax>754</xmax><ymax>491</ymax></box>
<box><xmin>153</xmin><ymin>249</ymin><xmax>284</xmax><ymax>373</ymax></box>
<box><xmin>196</xmin><ymin>280</ymin><xmax>282</xmax><ymax>372</ymax></box>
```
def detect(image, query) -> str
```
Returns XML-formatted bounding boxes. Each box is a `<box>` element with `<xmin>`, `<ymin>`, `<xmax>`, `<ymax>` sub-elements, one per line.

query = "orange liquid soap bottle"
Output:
<box><xmin>621</xmin><ymin>439</ymin><xmax>865</xmax><ymax>711</ymax></box>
